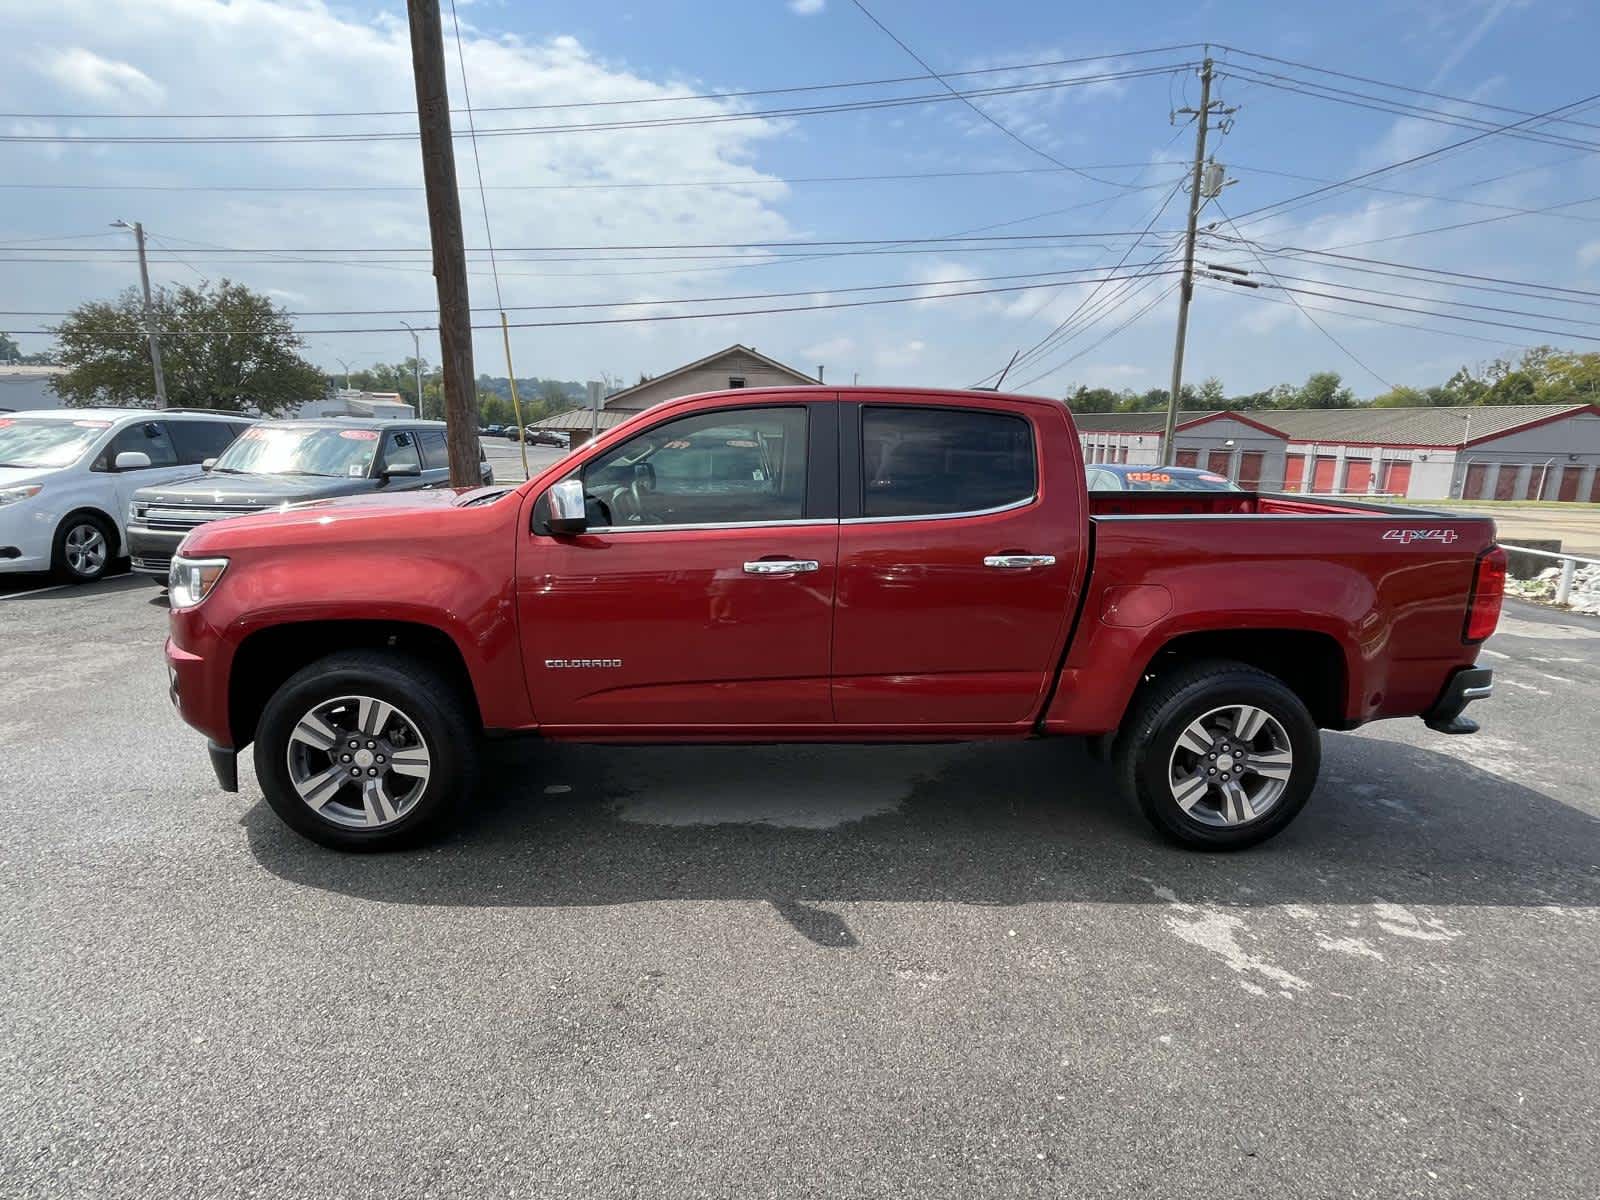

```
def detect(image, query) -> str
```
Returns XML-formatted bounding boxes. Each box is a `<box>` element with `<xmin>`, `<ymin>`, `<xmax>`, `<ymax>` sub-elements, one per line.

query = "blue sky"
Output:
<box><xmin>2</xmin><ymin>0</ymin><xmax>1597</xmax><ymax>399</ymax></box>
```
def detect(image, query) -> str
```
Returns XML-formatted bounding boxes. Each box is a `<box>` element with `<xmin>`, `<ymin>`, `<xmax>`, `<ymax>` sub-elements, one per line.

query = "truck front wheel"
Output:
<box><xmin>1115</xmin><ymin>660</ymin><xmax>1320</xmax><ymax>850</ymax></box>
<box><xmin>253</xmin><ymin>650</ymin><xmax>478</xmax><ymax>851</ymax></box>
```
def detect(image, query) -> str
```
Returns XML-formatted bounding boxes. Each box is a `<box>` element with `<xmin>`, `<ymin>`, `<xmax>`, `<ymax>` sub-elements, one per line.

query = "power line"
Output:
<box><xmin>1011</xmin><ymin>279</ymin><xmax>1181</xmax><ymax>390</ymax></box>
<box><xmin>1250</xmin><ymin>269</ymin><xmax>1600</xmax><ymax>328</ymax></box>
<box><xmin>1213</xmin><ymin>44</ymin><xmax>1600</xmax><ymax>133</ymax></box>
<box><xmin>0</xmin><ymin>63</ymin><xmax>1193</xmax><ymax>145</ymax></box>
<box><xmin>1210</xmin><ymin>201</ymin><xmax>1394</xmax><ymax>388</ymax></box>
<box><xmin>1262</xmin><ymin>282</ymin><xmax>1600</xmax><ymax>343</ymax></box>
<box><xmin>1226</xmin><ymin>90</ymin><xmax>1600</xmax><ymax>227</ymax></box>
<box><xmin>1205</xmin><ymin>237</ymin><xmax>1600</xmax><ymax>299</ymax></box>
<box><xmin>0</xmin><ymin>44</ymin><xmax>1206</xmax><ymax>121</ymax></box>
<box><xmin>0</xmin><ymin>266</ymin><xmax>1194</xmax><ymax>337</ymax></box>
<box><xmin>0</xmin><ymin>261</ymin><xmax>1183</xmax><ymax>318</ymax></box>
<box><xmin>0</xmin><ymin>230</ymin><xmax>1179</xmax><ymax>254</ymax></box>
<box><xmin>974</xmin><ymin>179</ymin><xmax>1187</xmax><ymax>384</ymax></box>
<box><xmin>0</xmin><ymin>164</ymin><xmax>1173</xmax><ymax>195</ymax></box>
<box><xmin>1208</xmin><ymin>283</ymin><xmax>1539</xmax><ymax>352</ymax></box>
<box><xmin>846</xmin><ymin>0</ymin><xmax>1147</xmax><ymax>191</ymax></box>
<box><xmin>1215</xmin><ymin>66</ymin><xmax>1600</xmax><ymax>154</ymax></box>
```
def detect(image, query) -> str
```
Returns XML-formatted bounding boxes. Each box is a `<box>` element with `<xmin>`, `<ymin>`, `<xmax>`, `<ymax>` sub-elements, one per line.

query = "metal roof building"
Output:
<box><xmin>1070</xmin><ymin>403</ymin><xmax>1600</xmax><ymax>501</ymax></box>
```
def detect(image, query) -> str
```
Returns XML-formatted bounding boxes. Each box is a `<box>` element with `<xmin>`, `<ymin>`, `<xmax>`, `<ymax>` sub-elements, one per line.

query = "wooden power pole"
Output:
<box><xmin>406</xmin><ymin>0</ymin><xmax>479</xmax><ymax>487</ymax></box>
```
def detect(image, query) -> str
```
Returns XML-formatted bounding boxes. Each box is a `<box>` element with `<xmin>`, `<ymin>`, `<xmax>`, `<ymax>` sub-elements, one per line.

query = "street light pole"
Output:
<box><xmin>111</xmin><ymin>219</ymin><xmax>168</xmax><ymax>409</ymax></box>
<box><xmin>336</xmin><ymin>358</ymin><xmax>354</xmax><ymax>390</ymax></box>
<box><xmin>399</xmin><ymin>321</ymin><xmax>424</xmax><ymax>418</ymax></box>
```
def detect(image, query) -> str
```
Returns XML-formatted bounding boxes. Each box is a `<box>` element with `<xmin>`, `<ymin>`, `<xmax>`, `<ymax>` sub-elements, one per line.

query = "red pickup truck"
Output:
<box><xmin>164</xmin><ymin>387</ymin><xmax>1504</xmax><ymax>852</ymax></box>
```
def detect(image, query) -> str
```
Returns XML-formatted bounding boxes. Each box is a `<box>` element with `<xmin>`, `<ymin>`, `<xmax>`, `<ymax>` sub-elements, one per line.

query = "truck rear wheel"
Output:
<box><xmin>1114</xmin><ymin>660</ymin><xmax>1320</xmax><ymax>850</ymax></box>
<box><xmin>253</xmin><ymin>650</ymin><xmax>477</xmax><ymax>851</ymax></box>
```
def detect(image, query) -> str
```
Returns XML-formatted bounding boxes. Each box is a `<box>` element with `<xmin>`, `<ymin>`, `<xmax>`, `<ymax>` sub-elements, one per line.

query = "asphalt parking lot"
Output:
<box><xmin>1</xmin><ymin>576</ymin><xmax>1597</xmax><ymax>1199</ymax></box>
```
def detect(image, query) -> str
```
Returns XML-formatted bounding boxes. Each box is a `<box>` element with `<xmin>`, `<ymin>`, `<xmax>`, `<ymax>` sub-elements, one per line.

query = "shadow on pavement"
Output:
<box><xmin>244</xmin><ymin>730</ymin><xmax>1600</xmax><ymax>924</ymax></box>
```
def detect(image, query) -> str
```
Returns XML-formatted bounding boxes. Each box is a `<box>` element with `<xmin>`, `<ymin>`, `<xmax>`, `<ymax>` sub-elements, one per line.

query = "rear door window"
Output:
<box><xmin>859</xmin><ymin>406</ymin><xmax>1034</xmax><ymax>518</ymax></box>
<box><xmin>381</xmin><ymin>430</ymin><xmax>421</xmax><ymax>473</ymax></box>
<box><xmin>168</xmin><ymin>419</ymin><xmax>243</xmax><ymax>465</ymax></box>
<box><xmin>417</xmin><ymin>428</ymin><xmax>449</xmax><ymax>469</ymax></box>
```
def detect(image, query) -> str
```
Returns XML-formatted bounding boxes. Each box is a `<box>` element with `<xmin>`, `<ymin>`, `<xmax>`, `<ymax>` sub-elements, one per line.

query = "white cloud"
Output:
<box><xmin>873</xmin><ymin>339</ymin><xmax>926</xmax><ymax>369</ymax></box>
<box><xmin>41</xmin><ymin>47</ymin><xmax>164</xmax><ymax>105</ymax></box>
<box><xmin>1</xmin><ymin>0</ymin><xmax>808</xmax><ymax>379</ymax></box>
<box><xmin>1579</xmin><ymin>241</ymin><xmax>1600</xmax><ymax>269</ymax></box>
<box><xmin>788</xmin><ymin>0</ymin><xmax>826</xmax><ymax>14</ymax></box>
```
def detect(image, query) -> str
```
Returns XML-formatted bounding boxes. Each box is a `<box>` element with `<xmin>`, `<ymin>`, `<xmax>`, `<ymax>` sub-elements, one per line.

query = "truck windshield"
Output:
<box><xmin>0</xmin><ymin>417</ymin><xmax>112</xmax><ymax>469</ymax></box>
<box><xmin>212</xmin><ymin>426</ymin><xmax>379</xmax><ymax>478</ymax></box>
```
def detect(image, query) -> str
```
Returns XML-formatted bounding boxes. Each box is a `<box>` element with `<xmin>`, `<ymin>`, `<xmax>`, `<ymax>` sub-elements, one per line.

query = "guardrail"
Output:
<box><xmin>1499</xmin><ymin>543</ymin><xmax>1600</xmax><ymax>606</ymax></box>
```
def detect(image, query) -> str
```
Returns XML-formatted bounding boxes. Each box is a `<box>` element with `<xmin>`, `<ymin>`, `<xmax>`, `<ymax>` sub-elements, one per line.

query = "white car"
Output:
<box><xmin>0</xmin><ymin>408</ymin><xmax>253</xmax><ymax>582</ymax></box>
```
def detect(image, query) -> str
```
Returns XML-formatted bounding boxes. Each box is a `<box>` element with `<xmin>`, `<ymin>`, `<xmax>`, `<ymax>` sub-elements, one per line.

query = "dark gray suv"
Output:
<box><xmin>126</xmin><ymin>418</ymin><xmax>493</xmax><ymax>578</ymax></box>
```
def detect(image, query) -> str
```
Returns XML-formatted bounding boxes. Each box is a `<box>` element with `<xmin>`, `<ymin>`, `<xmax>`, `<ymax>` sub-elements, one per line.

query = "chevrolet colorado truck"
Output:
<box><xmin>164</xmin><ymin>387</ymin><xmax>1504</xmax><ymax>852</ymax></box>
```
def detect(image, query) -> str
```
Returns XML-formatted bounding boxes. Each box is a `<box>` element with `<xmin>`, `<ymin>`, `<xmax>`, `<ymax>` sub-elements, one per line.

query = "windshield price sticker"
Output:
<box><xmin>340</xmin><ymin>429</ymin><xmax>379</xmax><ymax>441</ymax></box>
<box><xmin>72</xmin><ymin>419</ymin><xmax>111</xmax><ymax>428</ymax></box>
<box><xmin>1127</xmin><ymin>471</ymin><xmax>1172</xmax><ymax>483</ymax></box>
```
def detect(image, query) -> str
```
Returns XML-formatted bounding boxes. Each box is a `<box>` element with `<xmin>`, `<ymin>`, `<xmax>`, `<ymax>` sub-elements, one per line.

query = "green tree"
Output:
<box><xmin>1197</xmin><ymin>376</ymin><xmax>1226</xmax><ymax>407</ymax></box>
<box><xmin>1291</xmin><ymin>371</ymin><xmax>1355</xmax><ymax>409</ymax></box>
<box><xmin>0</xmin><ymin>332</ymin><xmax>56</xmax><ymax>365</ymax></box>
<box><xmin>49</xmin><ymin>281</ymin><xmax>323</xmax><ymax>415</ymax></box>
<box><xmin>1064</xmin><ymin>385</ymin><xmax>1124</xmax><ymax>413</ymax></box>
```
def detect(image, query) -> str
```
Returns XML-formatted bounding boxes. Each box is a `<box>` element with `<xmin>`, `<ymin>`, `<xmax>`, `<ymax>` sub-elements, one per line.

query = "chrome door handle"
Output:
<box><xmin>984</xmin><ymin>554</ymin><xmax>1056</xmax><ymax>569</ymax></box>
<box><xmin>744</xmin><ymin>559</ymin><xmax>820</xmax><ymax>575</ymax></box>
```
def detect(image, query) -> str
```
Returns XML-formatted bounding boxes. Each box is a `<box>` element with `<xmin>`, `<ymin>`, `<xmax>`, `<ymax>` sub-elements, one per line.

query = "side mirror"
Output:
<box><xmin>114</xmin><ymin>450</ymin><xmax>152</xmax><ymax>471</ymax></box>
<box><xmin>382</xmin><ymin>460</ymin><xmax>421</xmax><ymax>480</ymax></box>
<box><xmin>548</xmin><ymin>478</ymin><xmax>587</xmax><ymax>535</ymax></box>
<box><xmin>201</xmin><ymin>458</ymin><xmax>217</xmax><ymax>472</ymax></box>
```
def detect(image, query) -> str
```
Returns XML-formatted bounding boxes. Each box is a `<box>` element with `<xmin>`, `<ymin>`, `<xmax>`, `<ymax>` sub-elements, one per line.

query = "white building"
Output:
<box><xmin>1072</xmin><ymin>403</ymin><xmax>1600</xmax><ymax>501</ymax></box>
<box><xmin>0</xmin><ymin>365</ymin><xmax>68</xmax><ymax>412</ymax></box>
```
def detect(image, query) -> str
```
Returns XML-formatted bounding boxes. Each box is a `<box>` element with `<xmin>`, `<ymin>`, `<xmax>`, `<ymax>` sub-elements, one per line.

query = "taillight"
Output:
<box><xmin>1464</xmin><ymin>545</ymin><xmax>1506</xmax><ymax>643</ymax></box>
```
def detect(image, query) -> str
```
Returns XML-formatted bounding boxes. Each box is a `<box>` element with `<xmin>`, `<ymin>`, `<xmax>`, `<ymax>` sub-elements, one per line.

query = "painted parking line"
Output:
<box><xmin>0</xmin><ymin>575</ymin><xmax>145</xmax><ymax>602</ymax></box>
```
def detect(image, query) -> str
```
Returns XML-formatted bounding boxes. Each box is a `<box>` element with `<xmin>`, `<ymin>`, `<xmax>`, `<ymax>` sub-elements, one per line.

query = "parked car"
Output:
<box><xmin>0</xmin><ymin>408</ymin><xmax>251</xmax><ymax>582</ymax></box>
<box><xmin>1086</xmin><ymin>464</ymin><xmax>1241</xmax><ymax>491</ymax></box>
<box><xmin>127</xmin><ymin>418</ymin><xmax>493</xmax><ymax>579</ymax></box>
<box><xmin>525</xmin><ymin>428</ymin><xmax>569</xmax><ymax>447</ymax></box>
<box><xmin>483</xmin><ymin>424</ymin><xmax>505</xmax><ymax>437</ymax></box>
<box><xmin>165</xmin><ymin>386</ymin><xmax>1502</xmax><ymax>852</ymax></box>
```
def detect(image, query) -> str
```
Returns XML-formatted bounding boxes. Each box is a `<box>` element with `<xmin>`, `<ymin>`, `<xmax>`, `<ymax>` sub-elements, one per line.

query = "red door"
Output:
<box><xmin>1382</xmin><ymin>460</ymin><xmax>1411</xmax><ymax>496</ymax></box>
<box><xmin>1284</xmin><ymin>453</ymin><xmax>1305</xmax><ymax>492</ymax></box>
<box><xmin>1236</xmin><ymin>451</ymin><xmax>1264</xmax><ymax>490</ymax></box>
<box><xmin>1591</xmin><ymin>470</ymin><xmax>1600</xmax><ymax>503</ymax></box>
<box><xmin>1175</xmin><ymin>449</ymin><xmax>1199</xmax><ymax>468</ymax></box>
<box><xmin>1344</xmin><ymin>459</ymin><xmax>1373</xmax><ymax>495</ymax></box>
<box><xmin>1311</xmin><ymin>456</ymin><xmax>1337</xmax><ymax>493</ymax></box>
<box><xmin>831</xmin><ymin>399</ymin><xmax>1085</xmax><ymax>727</ymax></box>
<box><xmin>1558</xmin><ymin>466</ymin><xmax>1581</xmax><ymax>502</ymax></box>
<box><xmin>1206</xmin><ymin>449</ymin><xmax>1232</xmax><ymax>477</ymax></box>
<box><xmin>1494</xmin><ymin>466</ymin><xmax>1519</xmax><ymax>500</ymax></box>
<box><xmin>518</xmin><ymin>399</ymin><xmax>837</xmax><ymax>729</ymax></box>
<box><xmin>1463</xmin><ymin>462</ymin><xmax>1487</xmax><ymax>499</ymax></box>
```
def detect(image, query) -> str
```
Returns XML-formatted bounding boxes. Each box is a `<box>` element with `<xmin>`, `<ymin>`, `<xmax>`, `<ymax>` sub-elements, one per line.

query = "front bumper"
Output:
<box><xmin>1422</xmin><ymin>666</ymin><xmax>1493</xmax><ymax>735</ymax></box>
<box><xmin>0</xmin><ymin>502</ymin><xmax>55</xmax><ymax>573</ymax></box>
<box><xmin>128</xmin><ymin>524</ymin><xmax>184</xmax><ymax>577</ymax></box>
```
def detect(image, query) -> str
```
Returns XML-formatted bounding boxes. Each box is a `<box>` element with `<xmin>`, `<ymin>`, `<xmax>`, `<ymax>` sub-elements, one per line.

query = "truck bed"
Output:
<box><xmin>1042</xmin><ymin>491</ymin><xmax>1499</xmax><ymax>735</ymax></box>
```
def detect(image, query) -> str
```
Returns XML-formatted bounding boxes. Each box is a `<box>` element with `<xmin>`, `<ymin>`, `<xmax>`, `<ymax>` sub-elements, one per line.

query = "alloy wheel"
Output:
<box><xmin>64</xmin><ymin>523</ymin><xmax>107</xmax><ymax>577</ymax></box>
<box><xmin>1166</xmin><ymin>703</ymin><xmax>1295</xmax><ymax>827</ymax></box>
<box><xmin>285</xmin><ymin>695</ymin><xmax>432</xmax><ymax>829</ymax></box>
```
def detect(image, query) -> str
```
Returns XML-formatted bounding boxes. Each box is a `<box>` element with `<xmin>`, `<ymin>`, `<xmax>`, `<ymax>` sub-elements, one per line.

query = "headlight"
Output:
<box><xmin>168</xmin><ymin>555</ymin><xmax>228</xmax><ymax>609</ymax></box>
<box><xmin>0</xmin><ymin>484</ymin><xmax>42</xmax><ymax>507</ymax></box>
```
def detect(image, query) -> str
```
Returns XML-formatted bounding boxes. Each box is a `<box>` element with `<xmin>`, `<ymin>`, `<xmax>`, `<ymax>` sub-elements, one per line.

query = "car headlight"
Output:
<box><xmin>0</xmin><ymin>484</ymin><xmax>42</xmax><ymax>507</ymax></box>
<box><xmin>168</xmin><ymin>555</ymin><xmax>229</xmax><ymax>609</ymax></box>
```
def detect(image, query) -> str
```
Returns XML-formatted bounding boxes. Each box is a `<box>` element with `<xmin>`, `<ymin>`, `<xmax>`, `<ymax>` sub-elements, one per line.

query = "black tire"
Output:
<box><xmin>1114</xmin><ymin>659</ymin><xmax>1320</xmax><ymax>850</ymax></box>
<box><xmin>51</xmin><ymin>511</ymin><xmax>116</xmax><ymax>583</ymax></box>
<box><xmin>252</xmin><ymin>650</ymin><xmax>478</xmax><ymax>851</ymax></box>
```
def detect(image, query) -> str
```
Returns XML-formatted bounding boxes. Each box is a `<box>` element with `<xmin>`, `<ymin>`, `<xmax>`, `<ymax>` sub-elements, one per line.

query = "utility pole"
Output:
<box><xmin>1160</xmin><ymin>58</ymin><xmax>1232</xmax><ymax>466</ymax></box>
<box><xmin>406</xmin><ymin>0</ymin><xmax>479</xmax><ymax>487</ymax></box>
<box><xmin>398</xmin><ymin>321</ymin><xmax>425</xmax><ymax>418</ymax></box>
<box><xmin>112</xmin><ymin>220</ymin><xmax>168</xmax><ymax>409</ymax></box>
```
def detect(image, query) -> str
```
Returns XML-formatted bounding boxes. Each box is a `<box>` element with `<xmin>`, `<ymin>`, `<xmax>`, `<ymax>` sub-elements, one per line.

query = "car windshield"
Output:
<box><xmin>212</xmin><ymin>425</ymin><xmax>379</xmax><ymax>478</ymax></box>
<box><xmin>0</xmin><ymin>416</ymin><xmax>113</xmax><ymax>469</ymax></box>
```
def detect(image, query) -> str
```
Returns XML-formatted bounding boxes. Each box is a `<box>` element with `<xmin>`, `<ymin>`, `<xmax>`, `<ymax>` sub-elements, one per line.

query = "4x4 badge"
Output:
<box><xmin>1382</xmin><ymin>528</ymin><xmax>1459</xmax><ymax>545</ymax></box>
